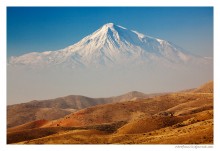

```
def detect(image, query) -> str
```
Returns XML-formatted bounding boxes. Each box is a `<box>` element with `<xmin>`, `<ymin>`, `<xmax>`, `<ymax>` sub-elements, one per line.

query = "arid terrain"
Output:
<box><xmin>7</xmin><ymin>81</ymin><xmax>213</xmax><ymax>144</ymax></box>
<box><xmin>7</xmin><ymin>91</ymin><xmax>159</xmax><ymax>128</ymax></box>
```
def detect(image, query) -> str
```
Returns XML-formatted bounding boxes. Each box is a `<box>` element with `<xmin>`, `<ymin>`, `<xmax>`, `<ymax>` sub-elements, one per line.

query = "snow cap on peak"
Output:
<box><xmin>101</xmin><ymin>23</ymin><xmax>116</xmax><ymax>30</ymax></box>
<box><xmin>104</xmin><ymin>23</ymin><xmax>115</xmax><ymax>27</ymax></box>
<box><xmin>101</xmin><ymin>23</ymin><xmax>127</xmax><ymax>31</ymax></box>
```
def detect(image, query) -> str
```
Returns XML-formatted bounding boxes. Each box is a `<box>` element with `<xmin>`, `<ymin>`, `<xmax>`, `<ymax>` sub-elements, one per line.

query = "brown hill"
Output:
<box><xmin>117</xmin><ymin>109</ymin><xmax>213</xmax><ymax>135</ymax></box>
<box><xmin>7</xmin><ymin>127</ymin><xmax>80</xmax><ymax>144</ymax></box>
<box><xmin>7</xmin><ymin>91</ymin><xmax>155</xmax><ymax>128</ymax></box>
<box><xmin>13</xmin><ymin>99</ymin><xmax>213</xmax><ymax>144</ymax></box>
<box><xmin>116</xmin><ymin>115</ymin><xmax>188</xmax><ymax>134</ymax></box>
<box><xmin>7</xmin><ymin>121</ymin><xmax>126</xmax><ymax>144</ymax></box>
<box><xmin>43</xmin><ymin>92</ymin><xmax>212</xmax><ymax>128</ymax></box>
<box><xmin>110</xmin><ymin>91</ymin><xmax>162</xmax><ymax>102</ymax></box>
<box><xmin>7</xmin><ymin>119</ymin><xmax>49</xmax><ymax>133</ymax></box>
<box><xmin>7</xmin><ymin>107</ymin><xmax>73</xmax><ymax>128</ymax></box>
<box><xmin>7</xmin><ymin>81</ymin><xmax>213</xmax><ymax>144</ymax></box>
<box><xmin>192</xmin><ymin>81</ymin><xmax>213</xmax><ymax>93</ymax></box>
<box><xmin>16</xmin><ymin>118</ymin><xmax>212</xmax><ymax>144</ymax></box>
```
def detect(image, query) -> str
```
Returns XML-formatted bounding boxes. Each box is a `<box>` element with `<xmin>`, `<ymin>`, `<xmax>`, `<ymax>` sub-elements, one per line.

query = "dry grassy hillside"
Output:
<box><xmin>43</xmin><ymin>93</ymin><xmax>212</xmax><ymax>128</ymax></box>
<box><xmin>7</xmin><ymin>91</ymin><xmax>155</xmax><ymax>128</ymax></box>
<box><xmin>7</xmin><ymin>106</ymin><xmax>73</xmax><ymax>128</ymax></box>
<box><xmin>193</xmin><ymin>81</ymin><xmax>213</xmax><ymax>93</ymax></box>
<box><xmin>8</xmin><ymin>119</ymin><xmax>49</xmax><ymax>133</ymax></box>
<box><xmin>7</xmin><ymin>81</ymin><xmax>213</xmax><ymax>144</ymax></box>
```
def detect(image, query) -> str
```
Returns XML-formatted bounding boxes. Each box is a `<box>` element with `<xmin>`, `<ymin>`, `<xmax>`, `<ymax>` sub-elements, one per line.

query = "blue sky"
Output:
<box><xmin>7</xmin><ymin>7</ymin><xmax>213</xmax><ymax>57</ymax></box>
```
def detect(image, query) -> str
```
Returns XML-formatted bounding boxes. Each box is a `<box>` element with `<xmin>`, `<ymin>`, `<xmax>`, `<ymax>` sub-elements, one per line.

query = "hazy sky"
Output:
<box><xmin>7</xmin><ymin>7</ymin><xmax>213</xmax><ymax>57</ymax></box>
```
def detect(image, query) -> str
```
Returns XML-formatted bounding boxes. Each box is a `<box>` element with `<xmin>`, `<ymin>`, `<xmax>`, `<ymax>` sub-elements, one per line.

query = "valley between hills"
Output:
<box><xmin>7</xmin><ymin>81</ymin><xmax>213</xmax><ymax>144</ymax></box>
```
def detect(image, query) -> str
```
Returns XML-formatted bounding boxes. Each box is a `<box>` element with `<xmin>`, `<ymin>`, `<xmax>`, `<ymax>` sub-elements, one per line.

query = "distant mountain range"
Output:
<box><xmin>9</xmin><ymin>23</ymin><xmax>210</xmax><ymax>69</ymax></box>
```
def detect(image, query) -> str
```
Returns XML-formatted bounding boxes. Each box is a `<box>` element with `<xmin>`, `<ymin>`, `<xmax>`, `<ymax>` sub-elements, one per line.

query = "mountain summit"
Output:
<box><xmin>9</xmin><ymin>23</ymin><xmax>207</xmax><ymax>68</ymax></box>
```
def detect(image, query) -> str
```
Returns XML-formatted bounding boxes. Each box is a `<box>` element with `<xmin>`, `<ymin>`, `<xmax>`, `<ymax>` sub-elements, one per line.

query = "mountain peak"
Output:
<box><xmin>99</xmin><ymin>23</ymin><xmax>119</xmax><ymax>34</ymax></box>
<box><xmin>103</xmin><ymin>23</ymin><xmax>115</xmax><ymax>27</ymax></box>
<box><xmin>100</xmin><ymin>23</ymin><xmax>126</xmax><ymax>32</ymax></box>
<box><xmin>9</xmin><ymin>23</ymin><xmax>207</xmax><ymax>68</ymax></box>
<box><xmin>100</xmin><ymin>23</ymin><xmax>116</xmax><ymax>31</ymax></box>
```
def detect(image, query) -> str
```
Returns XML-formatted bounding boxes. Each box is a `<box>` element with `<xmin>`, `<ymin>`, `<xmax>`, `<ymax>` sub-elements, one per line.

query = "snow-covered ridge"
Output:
<box><xmin>9</xmin><ymin>23</ymin><xmax>208</xmax><ymax>68</ymax></box>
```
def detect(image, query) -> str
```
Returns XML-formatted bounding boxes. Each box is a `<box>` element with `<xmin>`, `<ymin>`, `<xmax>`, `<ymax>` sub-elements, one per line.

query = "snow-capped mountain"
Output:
<box><xmin>8</xmin><ymin>23</ymin><xmax>213</xmax><ymax>104</ymax></box>
<box><xmin>9</xmin><ymin>23</ymin><xmax>207</xmax><ymax>68</ymax></box>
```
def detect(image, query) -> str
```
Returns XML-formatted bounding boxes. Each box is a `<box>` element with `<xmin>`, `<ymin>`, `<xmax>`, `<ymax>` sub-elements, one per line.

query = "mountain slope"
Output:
<box><xmin>192</xmin><ymin>81</ymin><xmax>213</xmax><ymax>93</ymax></box>
<box><xmin>43</xmin><ymin>92</ymin><xmax>212</xmax><ymax>128</ymax></box>
<box><xmin>9</xmin><ymin>23</ymin><xmax>207</xmax><ymax>68</ymax></box>
<box><xmin>7</xmin><ymin>91</ymin><xmax>155</xmax><ymax>128</ymax></box>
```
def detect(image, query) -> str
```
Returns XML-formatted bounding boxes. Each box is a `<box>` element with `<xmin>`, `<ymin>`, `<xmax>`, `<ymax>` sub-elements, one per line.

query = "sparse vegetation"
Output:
<box><xmin>7</xmin><ymin>81</ymin><xmax>213</xmax><ymax>144</ymax></box>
